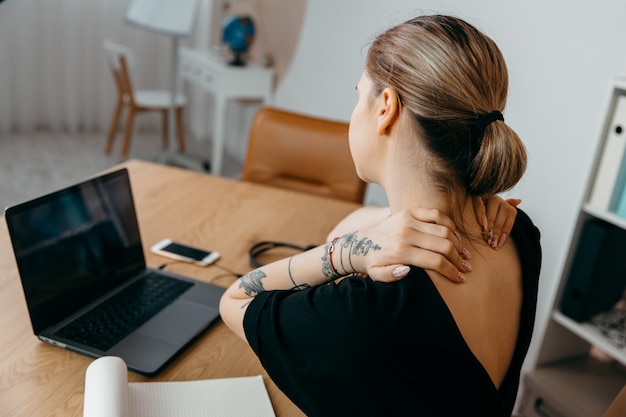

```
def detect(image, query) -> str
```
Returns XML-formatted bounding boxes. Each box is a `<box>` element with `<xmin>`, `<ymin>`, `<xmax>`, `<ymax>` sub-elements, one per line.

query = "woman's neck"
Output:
<box><xmin>377</xmin><ymin>130</ymin><xmax>481</xmax><ymax>238</ymax></box>
<box><xmin>383</xmin><ymin>170</ymin><xmax>482</xmax><ymax>240</ymax></box>
<box><xmin>384</xmin><ymin>167</ymin><xmax>450</xmax><ymax>215</ymax></box>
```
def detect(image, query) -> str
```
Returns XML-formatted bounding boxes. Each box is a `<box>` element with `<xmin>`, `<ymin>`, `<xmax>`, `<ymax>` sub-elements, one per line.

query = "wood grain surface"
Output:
<box><xmin>0</xmin><ymin>159</ymin><xmax>361</xmax><ymax>417</ymax></box>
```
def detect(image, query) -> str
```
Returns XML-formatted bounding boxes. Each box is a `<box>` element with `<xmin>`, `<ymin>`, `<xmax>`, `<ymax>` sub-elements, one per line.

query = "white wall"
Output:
<box><xmin>274</xmin><ymin>0</ymin><xmax>626</xmax><ymax>373</ymax></box>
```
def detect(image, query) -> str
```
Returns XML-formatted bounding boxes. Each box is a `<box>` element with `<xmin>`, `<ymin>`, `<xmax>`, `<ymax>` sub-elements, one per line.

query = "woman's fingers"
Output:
<box><xmin>402</xmin><ymin>208</ymin><xmax>467</xmax><ymax>257</ymax></box>
<box><xmin>370</xmin><ymin>214</ymin><xmax>470</xmax><ymax>283</ymax></box>
<box><xmin>360</xmin><ymin>208</ymin><xmax>471</xmax><ymax>284</ymax></box>
<box><xmin>482</xmin><ymin>196</ymin><xmax>520</xmax><ymax>248</ymax></box>
<box><xmin>494</xmin><ymin>199</ymin><xmax>520</xmax><ymax>248</ymax></box>
<box><xmin>406</xmin><ymin>207</ymin><xmax>457</xmax><ymax>230</ymax></box>
<box><xmin>408</xmin><ymin>209</ymin><xmax>473</xmax><ymax>271</ymax></box>
<box><xmin>368</xmin><ymin>245</ymin><xmax>466</xmax><ymax>284</ymax></box>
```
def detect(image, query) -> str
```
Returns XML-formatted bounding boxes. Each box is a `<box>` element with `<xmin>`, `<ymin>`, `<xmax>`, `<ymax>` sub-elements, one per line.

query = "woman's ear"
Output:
<box><xmin>376</xmin><ymin>87</ymin><xmax>401</xmax><ymax>136</ymax></box>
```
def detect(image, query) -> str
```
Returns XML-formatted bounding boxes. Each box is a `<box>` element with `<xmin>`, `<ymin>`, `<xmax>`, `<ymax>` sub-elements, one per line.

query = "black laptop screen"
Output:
<box><xmin>5</xmin><ymin>169</ymin><xmax>145</xmax><ymax>334</ymax></box>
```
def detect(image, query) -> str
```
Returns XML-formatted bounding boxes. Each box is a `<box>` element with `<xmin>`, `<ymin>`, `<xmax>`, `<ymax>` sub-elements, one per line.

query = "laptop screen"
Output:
<box><xmin>5</xmin><ymin>169</ymin><xmax>145</xmax><ymax>334</ymax></box>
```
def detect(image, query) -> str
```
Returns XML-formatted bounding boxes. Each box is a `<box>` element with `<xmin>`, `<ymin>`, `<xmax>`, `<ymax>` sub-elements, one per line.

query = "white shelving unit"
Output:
<box><xmin>519</xmin><ymin>78</ymin><xmax>626</xmax><ymax>417</ymax></box>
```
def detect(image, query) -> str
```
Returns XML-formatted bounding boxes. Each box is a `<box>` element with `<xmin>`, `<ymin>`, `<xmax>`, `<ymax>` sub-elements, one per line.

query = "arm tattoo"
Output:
<box><xmin>353</xmin><ymin>236</ymin><xmax>381</xmax><ymax>255</ymax></box>
<box><xmin>340</xmin><ymin>232</ymin><xmax>382</xmax><ymax>274</ymax></box>
<box><xmin>321</xmin><ymin>242</ymin><xmax>336</xmax><ymax>279</ymax></box>
<box><xmin>323</xmin><ymin>233</ymin><xmax>383</xmax><ymax>277</ymax></box>
<box><xmin>339</xmin><ymin>244</ymin><xmax>346</xmax><ymax>274</ymax></box>
<box><xmin>239</xmin><ymin>269</ymin><xmax>267</xmax><ymax>296</ymax></box>
<box><xmin>340</xmin><ymin>233</ymin><xmax>358</xmax><ymax>272</ymax></box>
<box><xmin>288</xmin><ymin>256</ymin><xmax>311</xmax><ymax>290</ymax></box>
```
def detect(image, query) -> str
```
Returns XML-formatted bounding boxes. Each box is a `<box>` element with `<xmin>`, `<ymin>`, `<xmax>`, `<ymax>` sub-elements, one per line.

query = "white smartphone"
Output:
<box><xmin>150</xmin><ymin>239</ymin><xmax>220</xmax><ymax>266</ymax></box>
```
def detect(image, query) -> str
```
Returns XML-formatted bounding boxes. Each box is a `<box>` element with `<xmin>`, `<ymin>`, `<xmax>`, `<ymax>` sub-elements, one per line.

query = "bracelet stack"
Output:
<box><xmin>328</xmin><ymin>236</ymin><xmax>340</xmax><ymax>276</ymax></box>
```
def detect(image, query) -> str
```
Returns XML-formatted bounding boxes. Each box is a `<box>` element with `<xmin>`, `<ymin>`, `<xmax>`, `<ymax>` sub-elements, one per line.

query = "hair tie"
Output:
<box><xmin>475</xmin><ymin>110</ymin><xmax>504</xmax><ymax>134</ymax></box>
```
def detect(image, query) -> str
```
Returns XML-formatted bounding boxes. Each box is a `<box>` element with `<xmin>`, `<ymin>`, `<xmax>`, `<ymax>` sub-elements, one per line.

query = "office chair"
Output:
<box><xmin>242</xmin><ymin>107</ymin><xmax>367</xmax><ymax>204</ymax></box>
<box><xmin>103</xmin><ymin>40</ymin><xmax>186</xmax><ymax>157</ymax></box>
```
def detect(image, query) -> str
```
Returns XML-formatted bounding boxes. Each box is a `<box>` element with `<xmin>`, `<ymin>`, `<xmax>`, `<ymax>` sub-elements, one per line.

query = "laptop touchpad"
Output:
<box><xmin>137</xmin><ymin>299</ymin><xmax>219</xmax><ymax>345</ymax></box>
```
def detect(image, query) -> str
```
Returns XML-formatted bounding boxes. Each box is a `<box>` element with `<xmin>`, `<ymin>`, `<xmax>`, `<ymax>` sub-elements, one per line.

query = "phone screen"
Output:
<box><xmin>161</xmin><ymin>242</ymin><xmax>212</xmax><ymax>261</ymax></box>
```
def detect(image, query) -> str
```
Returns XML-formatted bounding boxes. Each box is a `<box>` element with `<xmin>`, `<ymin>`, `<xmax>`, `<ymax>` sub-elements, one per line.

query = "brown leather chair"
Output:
<box><xmin>242</xmin><ymin>107</ymin><xmax>367</xmax><ymax>204</ymax></box>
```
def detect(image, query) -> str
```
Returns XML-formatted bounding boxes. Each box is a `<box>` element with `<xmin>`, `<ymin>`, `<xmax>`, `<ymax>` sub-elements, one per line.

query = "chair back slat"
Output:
<box><xmin>103</xmin><ymin>40</ymin><xmax>135</xmax><ymax>105</ymax></box>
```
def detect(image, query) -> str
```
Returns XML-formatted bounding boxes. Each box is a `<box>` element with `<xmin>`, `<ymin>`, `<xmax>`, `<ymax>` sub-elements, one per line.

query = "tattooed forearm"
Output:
<box><xmin>348</xmin><ymin>235</ymin><xmax>381</xmax><ymax>272</ymax></box>
<box><xmin>339</xmin><ymin>232</ymin><xmax>356</xmax><ymax>273</ymax></box>
<box><xmin>288</xmin><ymin>257</ymin><xmax>311</xmax><ymax>290</ymax></box>
<box><xmin>321</xmin><ymin>241</ymin><xmax>336</xmax><ymax>279</ymax></box>
<box><xmin>238</xmin><ymin>234</ymin><xmax>383</xmax><ymax>299</ymax></box>
<box><xmin>239</xmin><ymin>269</ymin><xmax>267</xmax><ymax>296</ymax></box>
<box><xmin>323</xmin><ymin>233</ymin><xmax>382</xmax><ymax>277</ymax></box>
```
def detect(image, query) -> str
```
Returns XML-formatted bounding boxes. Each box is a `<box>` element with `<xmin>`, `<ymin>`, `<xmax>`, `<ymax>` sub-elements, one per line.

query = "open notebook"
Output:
<box><xmin>83</xmin><ymin>356</ymin><xmax>276</xmax><ymax>417</ymax></box>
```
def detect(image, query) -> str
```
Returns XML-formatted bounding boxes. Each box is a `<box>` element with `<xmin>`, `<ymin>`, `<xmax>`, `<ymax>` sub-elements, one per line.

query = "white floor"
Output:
<box><xmin>0</xmin><ymin>130</ymin><xmax>243</xmax><ymax>210</ymax></box>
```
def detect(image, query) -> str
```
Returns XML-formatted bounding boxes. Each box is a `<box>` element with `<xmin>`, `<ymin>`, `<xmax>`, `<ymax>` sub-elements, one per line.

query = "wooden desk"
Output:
<box><xmin>0</xmin><ymin>159</ymin><xmax>360</xmax><ymax>417</ymax></box>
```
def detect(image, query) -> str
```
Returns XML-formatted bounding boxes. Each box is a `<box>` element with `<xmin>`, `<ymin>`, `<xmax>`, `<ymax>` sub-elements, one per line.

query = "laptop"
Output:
<box><xmin>4</xmin><ymin>168</ymin><xmax>225</xmax><ymax>376</ymax></box>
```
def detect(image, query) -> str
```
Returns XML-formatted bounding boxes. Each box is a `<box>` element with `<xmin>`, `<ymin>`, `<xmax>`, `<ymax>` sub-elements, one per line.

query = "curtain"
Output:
<box><xmin>0</xmin><ymin>0</ymin><xmax>212</xmax><ymax>135</ymax></box>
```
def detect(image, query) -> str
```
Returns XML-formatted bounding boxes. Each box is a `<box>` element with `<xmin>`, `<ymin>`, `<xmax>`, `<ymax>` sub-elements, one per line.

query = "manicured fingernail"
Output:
<box><xmin>498</xmin><ymin>233</ymin><xmax>507</xmax><ymax>248</ymax></box>
<box><xmin>461</xmin><ymin>248</ymin><xmax>472</xmax><ymax>260</ymax></box>
<box><xmin>393</xmin><ymin>265</ymin><xmax>410</xmax><ymax>278</ymax></box>
<box><xmin>491</xmin><ymin>234</ymin><xmax>498</xmax><ymax>250</ymax></box>
<box><xmin>458</xmin><ymin>271</ymin><xmax>466</xmax><ymax>282</ymax></box>
<box><xmin>461</xmin><ymin>260</ymin><xmax>472</xmax><ymax>272</ymax></box>
<box><xmin>454</xmin><ymin>230</ymin><xmax>461</xmax><ymax>241</ymax></box>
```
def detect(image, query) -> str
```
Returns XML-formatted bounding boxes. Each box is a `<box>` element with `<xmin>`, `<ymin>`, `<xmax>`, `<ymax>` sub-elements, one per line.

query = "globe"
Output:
<box><xmin>222</xmin><ymin>15</ymin><xmax>256</xmax><ymax>66</ymax></box>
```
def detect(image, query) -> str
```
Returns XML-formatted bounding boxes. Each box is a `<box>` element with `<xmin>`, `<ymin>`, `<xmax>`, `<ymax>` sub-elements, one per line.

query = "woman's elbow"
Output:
<box><xmin>219</xmin><ymin>290</ymin><xmax>249</xmax><ymax>341</ymax></box>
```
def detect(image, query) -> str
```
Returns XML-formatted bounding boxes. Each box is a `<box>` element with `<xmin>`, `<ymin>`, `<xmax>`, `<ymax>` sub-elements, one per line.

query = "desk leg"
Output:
<box><xmin>211</xmin><ymin>95</ymin><xmax>226</xmax><ymax>176</ymax></box>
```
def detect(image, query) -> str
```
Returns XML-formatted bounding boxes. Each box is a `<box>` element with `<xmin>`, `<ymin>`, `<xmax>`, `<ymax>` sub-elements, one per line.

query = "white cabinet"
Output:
<box><xmin>519</xmin><ymin>78</ymin><xmax>626</xmax><ymax>417</ymax></box>
<box><xmin>179</xmin><ymin>48</ymin><xmax>274</xmax><ymax>176</ymax></box>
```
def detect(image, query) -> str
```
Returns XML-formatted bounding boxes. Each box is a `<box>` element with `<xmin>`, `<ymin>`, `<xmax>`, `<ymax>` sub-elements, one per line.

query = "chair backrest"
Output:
<box><xmin>242</xmin><ymin>107</ymin><xmax>366</xmax><ymax>204</ymax></box>
<box><xmin>103</xmin><ymin>40</ymin><xmax>136</xmax><ymax>104</ymax></box>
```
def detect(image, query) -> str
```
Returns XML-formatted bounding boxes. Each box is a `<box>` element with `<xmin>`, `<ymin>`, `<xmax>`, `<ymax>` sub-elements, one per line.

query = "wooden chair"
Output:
<box><xmin>103</xmin><ymin>40</ymin><xmax>186</xmax><ymax>157</ymax></box>
<box><xmin>242</xmin><ymin>107</ymin><xmax>367</xmax><ymax>204</ymax></box>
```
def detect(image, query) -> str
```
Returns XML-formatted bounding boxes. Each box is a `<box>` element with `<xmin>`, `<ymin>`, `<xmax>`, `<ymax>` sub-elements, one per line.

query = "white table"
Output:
<box><xmin>179</xmin><ymin>48</ymin><xmax>275</xmax><ymax>175</ymax></box>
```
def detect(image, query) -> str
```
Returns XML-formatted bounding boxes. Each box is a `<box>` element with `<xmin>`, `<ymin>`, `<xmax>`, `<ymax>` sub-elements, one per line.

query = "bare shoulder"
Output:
<box><xmin>327</xmin><ymin>206</ymin><xmax>390</xmax><ymax>240</ymax></box>
<box><xmin>348</xmin><ymin>205</ymin><xmax>390</xmax><ymax>220</ymax></box>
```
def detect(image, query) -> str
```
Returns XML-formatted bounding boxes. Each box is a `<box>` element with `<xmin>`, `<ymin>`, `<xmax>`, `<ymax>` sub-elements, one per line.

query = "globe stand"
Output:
<box><xmin>228</xmin><ymin>50</ymin><xmax>246</xmax><ymax>66</ymax></box>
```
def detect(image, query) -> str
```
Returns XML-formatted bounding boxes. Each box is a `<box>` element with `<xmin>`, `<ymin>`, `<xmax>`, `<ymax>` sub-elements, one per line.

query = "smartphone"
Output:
<box><xmin>150</xmin><ymin>239</ymin><xmax>220</xmax><ymax>266</ymax></box>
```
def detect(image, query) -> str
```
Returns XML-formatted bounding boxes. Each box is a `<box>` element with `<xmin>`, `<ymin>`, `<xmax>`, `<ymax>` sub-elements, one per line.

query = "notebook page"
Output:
<box><xmin>83</xmin><ymin>356</ymin><xmax>130</xmax><ymax>417</ymax></box>
<box><xmin>128</xmin><ymin>375</ymin><xmax>276</xmax><ymax>417</ymax></box>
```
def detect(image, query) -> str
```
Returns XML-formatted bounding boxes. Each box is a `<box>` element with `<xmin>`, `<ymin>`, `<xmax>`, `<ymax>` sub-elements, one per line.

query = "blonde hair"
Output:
<box><xmin>366</xmin><ymin>15</ymin><xmax>526</xmax><ymax>199</ymax></box>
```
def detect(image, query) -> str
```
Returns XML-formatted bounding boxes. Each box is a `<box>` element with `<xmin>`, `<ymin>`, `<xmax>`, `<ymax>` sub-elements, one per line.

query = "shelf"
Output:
<box><xmin>522</xmin><ymin>356</ymin><xmax>626</xmax><ymax>417</ymax></box>
<box><xmin>582</xmin><ymin>204</ymin><xmax>626</xmax><ymax>230</ymax></box>
<box><xmin>553</xmin><ymin>311</ymin><xmax>626</xmax><ymax>367</ymax></box>
<box><xmin>523</xmin><ymin>79</ymin><xmax>626</xmax><ymax>417</ymax></box>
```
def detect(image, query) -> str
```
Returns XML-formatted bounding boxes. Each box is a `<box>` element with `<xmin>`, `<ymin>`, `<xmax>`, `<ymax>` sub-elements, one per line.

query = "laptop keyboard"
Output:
<box><xmin>55</xmin><ymin>273</ymin><xmax>193</xmax><ymax>352</ymax></box>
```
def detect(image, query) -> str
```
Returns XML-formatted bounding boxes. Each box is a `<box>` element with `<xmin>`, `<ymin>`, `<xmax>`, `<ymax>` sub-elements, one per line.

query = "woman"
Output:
<box><xmin>220</xmin><ymin>14</ymin><xmax>541</xmax><ymax>416</ymax></box>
